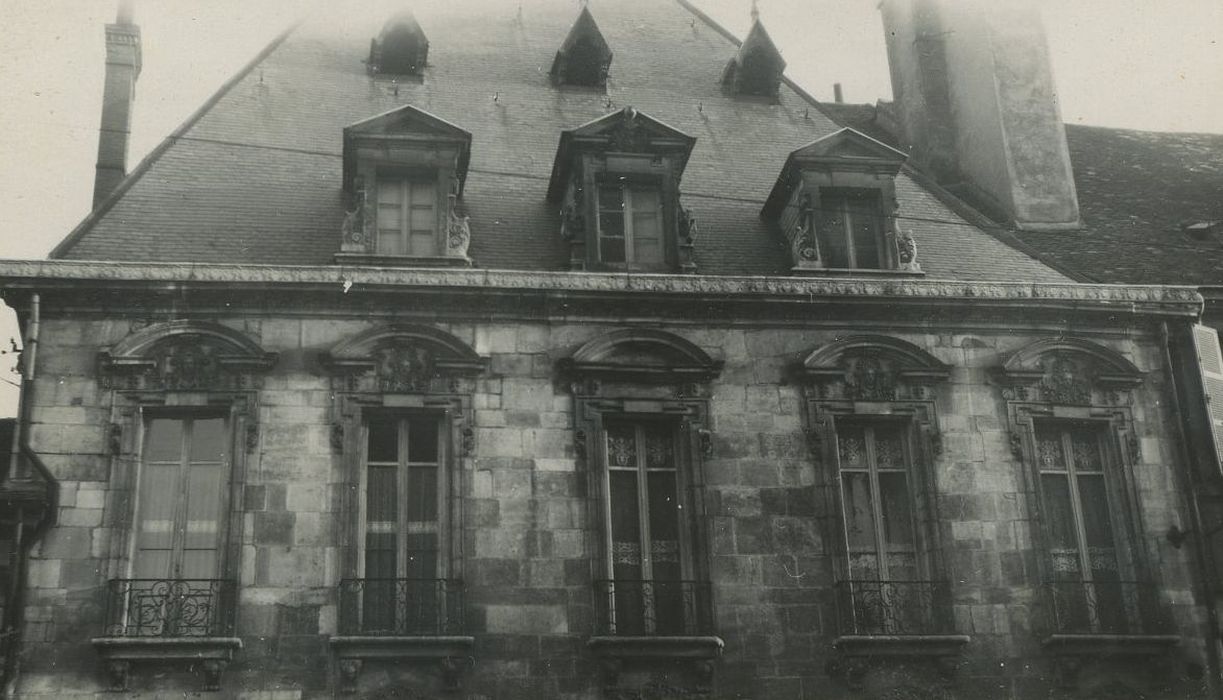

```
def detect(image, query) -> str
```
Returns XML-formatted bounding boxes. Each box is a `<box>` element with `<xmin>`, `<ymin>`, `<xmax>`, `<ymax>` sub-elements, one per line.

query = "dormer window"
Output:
<box><xmin>762</xmin><ymin>128</ymin><xmax>917</xmax><ymax>274</ymax></box>
<box><xmin>720</xmin><ymin>20</ymin><xmax>785</xmax><ymax>98</ymax></box>
<box><xmin>369</xmin><ymin>12</ymin><xmax>429</xmax><ymax>77</ymax></box>
<box><xmin>547</xmin><ymin>107</ymin><xmax>697</xmax><ymax>272</ymax></box>
<box><xmin>550</xmin><ymin>7</ymin><xmax>613</xmax><ymax>89</ymax></box>
<box><xmin>339</xmin><ymin>105</ymin><xmax>472</xmax><ymax>267</ymax></box>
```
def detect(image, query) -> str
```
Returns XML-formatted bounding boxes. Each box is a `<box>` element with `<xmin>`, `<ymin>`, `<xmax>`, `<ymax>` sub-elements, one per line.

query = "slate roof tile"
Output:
<box><xmin>53</xmin><ymin>0</ymin><xmax>1071</xmax><ymax>284</ymax></box>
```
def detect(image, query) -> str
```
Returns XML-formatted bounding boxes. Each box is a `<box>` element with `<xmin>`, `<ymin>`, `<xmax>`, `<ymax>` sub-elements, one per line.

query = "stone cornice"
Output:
<box><xmin>0</xmin><ymin>259</ymin><xmax>1203</xmax><ymax>318</ymax></box>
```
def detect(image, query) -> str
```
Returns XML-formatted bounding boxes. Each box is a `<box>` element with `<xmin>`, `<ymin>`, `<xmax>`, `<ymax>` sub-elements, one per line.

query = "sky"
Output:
<box><xmin>0</xmin><ymin>0</ymin><xmax>1219</xmax><ymax>415</ymax></box>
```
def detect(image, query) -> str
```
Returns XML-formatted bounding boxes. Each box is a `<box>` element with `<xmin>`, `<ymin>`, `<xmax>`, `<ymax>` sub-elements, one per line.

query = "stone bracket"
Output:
<box><xmin>588</xmin><ymin>635</ymin><xmax>724</xmax><ymax>694</ymax></box>
<box><xmin>328</xmin><ymin>635</ymin><xmax>476</xmax><ymax>694</ymax></box>
<box><xmin>91</xmin><ymin>636</ymin><xmax>242</xmax><ymax>692</ymax></box>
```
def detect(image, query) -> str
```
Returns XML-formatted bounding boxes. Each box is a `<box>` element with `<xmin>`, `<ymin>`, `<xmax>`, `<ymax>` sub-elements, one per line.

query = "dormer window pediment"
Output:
<box><xmin>339</xmin><ymin>105</ymin><xmax>473</xmax><ymax>267</ymax></box>
<box><xmin>369</xmin><ymin>12</ymin><xmax>429</xmax><ymax>77</ymax></box>
<box><xmin>547</xmin><ymin>107</ymin><xmax>698</xmax><ymax>273</ymax></box>
<box><xmin>721</xmin><ymin>20</ymin><xmax>786</xmax><ymax>99</ymax></box>
<box><xmin>551</xmin><ymin>7</ymin><xmax>613</xmax><ymax>89</ymax></box>
<box><xmin>762</xmin><ymin>128</ymin><xmax>917</xmax><ymax>274</ymax></box>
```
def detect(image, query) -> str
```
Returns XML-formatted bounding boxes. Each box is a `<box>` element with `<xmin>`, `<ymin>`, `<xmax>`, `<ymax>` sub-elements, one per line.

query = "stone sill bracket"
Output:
<box><xmin>328</xmin><ymin>635</ymin><xmax>476</xmax><ymax>694</ymax></box>
<box><xmin>828</xmin><ymin>634</ymin><xmax>971</xmax><ymax>690</ymax></box>
<box><xmin>588</xmin><ymin>635</ymin><xmax>724</xmax><ymax>694</ymax></box>
<box><xmin>1041</xmin><ymin>633</ymin><xmax>1181</xmax><ymax>689</ymax></box>
<box><xmin>91</xmin><ymin>636</ymin><xmax>242</xmax><ymax>692</ymax></box>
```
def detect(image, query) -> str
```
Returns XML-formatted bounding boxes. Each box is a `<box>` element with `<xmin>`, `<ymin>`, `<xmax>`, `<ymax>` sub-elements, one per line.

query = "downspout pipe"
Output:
<box><xmin>1162</xmin><ymin>320</ymin><xmax>1223</xmax><ymax>697</ymax></box>
<box><xmin>2</xmin><ymin>293</ymin><xmax>57</xmax><ymax>699</ymax></box>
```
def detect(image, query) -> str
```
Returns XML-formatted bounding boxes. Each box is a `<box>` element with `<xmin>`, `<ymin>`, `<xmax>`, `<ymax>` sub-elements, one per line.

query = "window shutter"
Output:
<box><xmin>1193</xmin><ymin>324</ymin><xmax>1223</xmax><ymax>472</ymax></box>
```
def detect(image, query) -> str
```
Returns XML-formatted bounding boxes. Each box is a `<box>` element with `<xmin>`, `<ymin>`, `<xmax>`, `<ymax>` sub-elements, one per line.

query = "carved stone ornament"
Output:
<box><xmin>995</xmin><ymin>337</ymin><xmax>1145</xmax><ymax>407</ymax></box>
<box><xmin>99</xmin><ymin>320</ymin><xmax>277</xmax><ymax>392</ymax></box>
<box><xmin>447</xmin><ymin>194</ymin><xmax>471</xmax><ymax>258</ymax></box>
<box><xmin>201</xmin><ymin>659</ymin><xmax>228</xmax><ymax>692</ymax></box>
<box><xmin>338</xmin><ymin>658</ymin><xmax>362</xmax><ymax>694</ymax></box>
<box><xmin>104</xmin><ymin>660</ymin><xmax>131</xmax><ymax>692</ymax></box>
<box><xmin>341</xmin><ymin>176</ymin><xmax>371</xmax><ymax>248</ymax></box>
<box><xmin>679</xmin><ymin>206</ymin><xmax>699</xmax><ymax>244</ymax></box>
<box><xmin>897</xmin><ymin>228</ymin><xmax>920</xmax><ymax>271</ymax></box>
<box><xmin>330</xmin><ymin>422</ymin><xmax>345</xmax><ymax>452</ymax></box>
<box><xmin>797</xmin><ymin>335</ymin><xmax>950</xmax><ymax>402</ymax></box>
<box><xmin>462</xmin><ymin>426</ymin><xmax>476</xmax><ymax>456</ymax></box>
<box><xmin>321</xmin><ymin>324</ymin><xmax>488</xmax><ymax>395</ymax></box>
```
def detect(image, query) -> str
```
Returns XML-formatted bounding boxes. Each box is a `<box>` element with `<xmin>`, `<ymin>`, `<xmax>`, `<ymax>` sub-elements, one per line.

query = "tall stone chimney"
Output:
<box><xmin>93</xmin><ymin>0</ymin><xmax>141</xmax><ymax>209</ymax></box>
<box><xmin>879</xmin><ymin>0</ymin><xmax>1080</xmax><ymax>231</ymax></box>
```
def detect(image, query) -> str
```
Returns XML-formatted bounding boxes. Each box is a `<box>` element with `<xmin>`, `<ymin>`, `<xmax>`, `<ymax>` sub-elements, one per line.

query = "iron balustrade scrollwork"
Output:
<box><xmin>338</xmin><ymin>578</ymin><xmax>465</xmax><ymax>635</ymax></box>
<box><xmin>834</xmin><ymin>579</ymin><xmax>956</xmax><ymax>636</ymax></box>
<box><xmin>103</xmin><ymin>579</ymin><xmax>236</xmax><ymax>637</ymax></box>
<box><xmin>1040</xmin><ymin>579</ymin><xmax>1171</xmax><ymax>635</ymax></box>
<box><xmin>593</xmin><ymin>579</ymin><xmax>714</xmax><ymax>636</ymax></box>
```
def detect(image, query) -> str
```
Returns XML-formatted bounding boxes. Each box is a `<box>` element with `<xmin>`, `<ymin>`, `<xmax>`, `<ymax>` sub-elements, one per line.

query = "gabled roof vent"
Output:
<box><xmin>369</xmin><ymin>11</ymin><xmax>429</xmax><ymax>76</ymax></box>
<box><xmin>550</xmin><ymin>6</ymin><xmax>613</xmax><ymax>88</ymax></box>
<box><xmin>721</xmin><ymin>19</ymin><xmax>786</xmax><ymax>98</ymax></box>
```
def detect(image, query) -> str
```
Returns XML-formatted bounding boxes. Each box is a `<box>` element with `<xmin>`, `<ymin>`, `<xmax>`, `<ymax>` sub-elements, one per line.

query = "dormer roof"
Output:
<box><xmin>550</xmin><ymin>6</ymin><xmax>613</xmax><ymax>87</ymax></box>
<box><xmin>369</xmin><ymin>11</ymin><xmax>429</xmax><ymax>75</ymax></box>
<box><xmin>546</xmin><ymin>107</ymin><xmax>697</xmax><ymax>201</ymax></box>
<box><xmin>342</xmin><ymin>104</ymin><xmax>472</xmax><ymax>194</ymax></box>
<box><xmin>762</xmin><ymin>128</ymin><xmax>909</xmax><ymax>219</ymax></box>
<box><xmin>721</xmin><ymin>20</ymin><xmax>786</xmax><ymax>97</ymax></box>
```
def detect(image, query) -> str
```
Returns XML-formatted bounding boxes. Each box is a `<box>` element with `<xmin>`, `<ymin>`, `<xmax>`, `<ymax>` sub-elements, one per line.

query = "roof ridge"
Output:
<box><xmin>49</xmin><ymin>21</ymin><xmax>302</xmax><ymax>259</ymax></box>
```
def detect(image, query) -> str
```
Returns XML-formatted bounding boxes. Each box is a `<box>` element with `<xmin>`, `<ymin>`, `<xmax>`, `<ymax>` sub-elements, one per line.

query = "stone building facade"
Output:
<box><xmin>1</xmin><ymin>1</ymin><xmax>1220</xmax><ymax>698</ymax></box>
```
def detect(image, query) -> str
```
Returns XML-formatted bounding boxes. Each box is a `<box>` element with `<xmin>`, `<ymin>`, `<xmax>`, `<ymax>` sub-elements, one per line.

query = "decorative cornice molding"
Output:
<box><xmin>0</xmin><ymin>260</ymin><xmax>1203</xmax><ymax>316</ymax></box>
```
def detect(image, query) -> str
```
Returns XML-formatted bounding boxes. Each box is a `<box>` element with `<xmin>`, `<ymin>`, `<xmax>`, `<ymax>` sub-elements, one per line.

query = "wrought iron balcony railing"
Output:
<box><xmin>1040</xmin><ymin>579</ymin><xmax>1172</xmax><ymax>636</ymax></box>
<box><xmin>103</xmin><ymin>579</ymin><xmax>236</xmax><ymax>637</ymax></box>
<box><xmin>593</xmin><ymin>579</ymin><xmax>714</xmax><ymax>636</ymax></box>
<box><xmin>337</xmin><ymin>578</ymin><xmax>464</xmax><ymax>636</ymax></box>
<box><xmin>834</xmin><ymin>579</ymin><xmax>957</xmax><ymax>636</ymax></box>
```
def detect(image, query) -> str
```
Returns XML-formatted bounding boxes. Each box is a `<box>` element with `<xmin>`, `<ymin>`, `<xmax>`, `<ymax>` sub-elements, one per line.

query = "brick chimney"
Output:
<box><xmin>93</xmin><ymin>0</ymin><xmax>141</xmax><ymax>209</ymax></box>
<box><xmin>879</xmin><ymin>0</ymin><xmax>1080</xmax><ymax>231</ymax></box>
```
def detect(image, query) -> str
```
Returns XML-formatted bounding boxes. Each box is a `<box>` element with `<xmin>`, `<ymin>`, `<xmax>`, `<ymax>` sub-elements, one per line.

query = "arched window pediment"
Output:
<box><xmin>99</xmin><ymin>320</ymin><xmax>276</xmax><ymax>391</ymax></box>
<box><xmin>798</xmin><ymin>335</ymin><xmax>950</xmax><ymax>401</ymax></box>
<box><xmin>995</xmin><ymin>337</ymin><xmax>1144</xmax><ymax>405</ymax></box>
<box><xmin>322</xmin><ymin>324</ymin><xmax>487</xmax><ymax>393</ymax></box>
<box><xmin>562</xmin><ymin>329</ymin><xmax>722</xmax><ymax>385</ymax></box>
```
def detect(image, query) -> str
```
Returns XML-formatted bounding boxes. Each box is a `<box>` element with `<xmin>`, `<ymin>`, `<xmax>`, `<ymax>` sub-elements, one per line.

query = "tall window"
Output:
<box><xmin>601</xmin><ymin>420</ymin><xmax>692</xmax><ymax>635</ymax></box>
<box><xmin>837</xmin><ymin>421</ymin><xmax>918</xmax><ymax>581</ymax></box>
<box><xmin>135</xmin><ymin>416</ymin><xmax>228</xmax><ymax>580</ymax></box>
<box><xmin>360</xmin><ymin>414</ymin><xmax>445</xmax><ymax>633</ymax></box>
<box><xmin>818</xmin><ymin>189</ymin><xmax>883</xmax><ymax>269</ymax></box>
<box><xmin>598</xmin><ymin>183</ymin><xmax>664</xmax><ymax>267</ymax></box>
<box><xmin>377</xmin><ymin>177</ymin><xmax>437</xmax><ymax>256</ymax></box>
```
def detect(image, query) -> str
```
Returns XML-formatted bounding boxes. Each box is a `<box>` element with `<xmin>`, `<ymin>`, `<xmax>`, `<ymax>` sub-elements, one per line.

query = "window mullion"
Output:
<box><xmin>1062</xmin><ymin>430</ymin><xmax>1093</xmax><ymax>584</ymax></box>
<box><xmin>398</xmin><ymin>418</ymin><xmax>410</xmax><ymax>580</ymax></box>
<box><xmin>841</xmin><ymin>200</ymin><xmax>856</xmax><ymax>268</ymax></box>
<box><xmin>170</xmin><ymin>419</ymin><xmax>191</xmax><ymax>580</ymax></box>
<box><xmin>400</xmin><ymin>180</ymin><xmax>412</xmax><ymax>253</ymax></box>
<box><xmin>636</xmin><ymin>425</ymin><xmax>654</xmax><ymax>584</ymax></box>
<box><xmin>864</xmin><ymin>426</ymin><xmax>889</xmax><ymax>580</ymax></box>
<box><xmin>622</xmin><ymin>185</ymin><xmax>635</xmax><ymax>264</ymax></box>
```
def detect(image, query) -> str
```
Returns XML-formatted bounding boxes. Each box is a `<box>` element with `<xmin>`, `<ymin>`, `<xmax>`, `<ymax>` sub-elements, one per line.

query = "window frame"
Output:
<box><xmin>816</xmin><ymin>187</ymin><xmax>887</xmax><ymax>270</ymax></box>
<box><xmin>595</xmin><ymin>178</ymin><xmax>667</xmax><ymax>270</ymax></box>
<box><xmin>374</xmin><ymin>170</ymin><xmax>441</xmax><ymax>258</ymax></box>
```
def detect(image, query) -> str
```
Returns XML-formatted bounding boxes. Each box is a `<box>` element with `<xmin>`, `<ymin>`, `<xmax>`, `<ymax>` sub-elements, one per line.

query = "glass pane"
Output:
<box><xmin>377</xmin><ymin>229</ymin><xmax>402</xmax><ymax>255</ymax></box>
<box><xmin>407</xmin><ymin>466</ymin><xmax>439</xmax><ymax>523</ymax></box>
<box><xmin>599</xmin><ymin>185</ymin><xmax>624</xmax><ymax>212</ymax></box>
<box><xmin>841</xmin><ymin>471</ymin><xmax>878</xmax><ymax>579</ymax></box>
<box><xmin>404</xmin><ymin>533</ymin><xmax>439</xmax><ymax>578</ymax></box>
<box><xmin>368</xmin><ymin>419</ymin><xmax>398</xmax><ymax>463</ymax></box>
<box><xmin>1041</xmin><ymin>473</ymin><xmax>1082</xmax><ymax>577</ymax></box>
<box><xmin>137</xmin><ymin>462</ymin><xmax>179</xmax><ymax>556</ymax></box>
<box><xmin>879</xmin><ymin>472</ymin><xmax>917</xmax><ymax>580</ymax></box>
<box><xmin>181</xmin><ymin>550</ymin><xmax>218</xmax><ymax>579</ymax></box>
<box><xmin>145</xmin><ymin>418</ymin><xmax>183</xmax><ymax>462</ymax></box>
<box><xmin>818</xmin><ymin>198</ymin><xmax>849</xmax><ymax>268</ymax></box>
<box><xmin>377</xmin><ymin>180</ymin><xmax>402</xmax><ymax>205</ymax></box>
<box><xmin>190</xmin><ymin>418</ymin><xmax>226</xmax><ymax>462</ymax></box>
<box><xmin>846</xmin><ymin>195</ymin><xmax>882</xmax><ymax>269</ymax></box>
<box><xmin>600</xmin><ymin>235</ymin><xmax>626</xmax><ymax>263</ymax></box>
<box><xmin>183</xmin><ymin>462</ymin><xmax>222</xmax><ymax>551</ymax></box>
<box><xmin>872</xmin><ymin>425</ymin><xmax>905</xmax><ymax>470</ymax></box>
<box><xmin>647</xmin><ymin>471</ymin><xmax>681</xmax><ymax>579</ymax></box>
<box><xmin>1078</xmin><ymin>475</ymin><xmax>1119</xmax><ymax>577</ymax></box>
<box><xmin>367</xmin><ymin>465</ymin><xmax>399</xmax><ymax>524</ymax></box>
<box><xmin>629</xmin><ymin>188</ymin><xmax>662</xmax><ymax>265</ymax></box>
<box><xmin>364</xmin><ymin>533</ymin><xmax>397</xmax><ymax>579</ymax></box>
<box><xmin>609</xmin><ymin>470</ymin><xmax>642</xmax><ymax>578</ymax></box>
<box><xmin>643</xmin><ymin>425</ymin><xmax>674</xmax><ymax>470</ymax></box>
<box><xmin>837</xmin><ymin>425</ymin><xmax>867</xmax><ymax>469</ymax></box>
<box><xmin>407</xmin><ymin>415</ymin><xmax>439</xmax><ymax>463</ymax></box>
<box><xmin>410</xmin><ymin>180</ymin><xmax>435</xmax><ymax>204</ymax></box>
<box><xmin>1071</xmin><ymin>431</ymin><xmax>1104</xmax><ymax>473</ymax></box>
<box><xmin>409</xmin><ymin>205</ymin><xmax>435</xmax><ymax>231</ymax></box>
<box><xmin>1035</xmin><ymin>425</ymin><xmax>1066</xmax><ymax>471</ymax></box>
<box><xmin>606</xmin><ymin>424</ymin><xmax>637</xmax><ymax>469</ymax></box>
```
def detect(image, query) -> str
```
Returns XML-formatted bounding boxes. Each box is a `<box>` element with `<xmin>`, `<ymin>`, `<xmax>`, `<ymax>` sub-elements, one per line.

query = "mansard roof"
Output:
<box><xmin>49</xmin><ymin>0</ymin><xmax>1071</xmax><ymax>284</ymax></box>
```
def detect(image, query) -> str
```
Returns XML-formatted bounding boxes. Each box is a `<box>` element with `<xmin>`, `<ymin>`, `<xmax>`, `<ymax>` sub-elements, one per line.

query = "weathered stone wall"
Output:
<box><xmin>12</xmin><ymin>313</ymin><xmax>1210</xmax><ymax>699</ymax></box>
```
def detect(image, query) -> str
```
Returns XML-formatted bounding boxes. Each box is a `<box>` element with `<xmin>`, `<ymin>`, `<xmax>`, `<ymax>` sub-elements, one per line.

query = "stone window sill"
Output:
<box><xmin>833</xmin><ymin>634</ymin><xmax>970</xmax><ymax>658</ymax></box>
<box><xmin>328</xmin><ymin>635</ymin><xmax>476</xmax><ymax>693</ymax></box>
<box><xmin>588</xmin><ymin>636</ymin><xmax>724</xmax><ymax>693</ymax></box>
<box><xmin>91</xmin><ymin>636</ymin><xmax>242</xmax><ymax>692</ymax></box>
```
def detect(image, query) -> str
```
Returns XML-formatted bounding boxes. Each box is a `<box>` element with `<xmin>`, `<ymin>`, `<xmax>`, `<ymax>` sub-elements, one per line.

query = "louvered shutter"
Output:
<box><xmin>1193</xmin><ymin>324</ymin><xmax>1223</xmax><ymax>472</ymax></box>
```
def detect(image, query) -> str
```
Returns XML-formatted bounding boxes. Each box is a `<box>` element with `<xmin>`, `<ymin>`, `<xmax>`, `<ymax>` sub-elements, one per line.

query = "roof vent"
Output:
<box><xmin>369</xmin><ymin>11</ymin><xmax>429</xmax><ymax>76</ymax></box>
<box><xmin>1182</xmin><ymin>220</ymin><xmax>1223</xmax><ymax>240</ymax></box>
<box><xmin>721</xmin><ymin>19</ymin><xmax>786</xmax><ymax>98</ymax></box>
<box><xmin>550</xmin><ymin>6</ymin><xmax>613</xmax><ymax>88</ymax></box>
